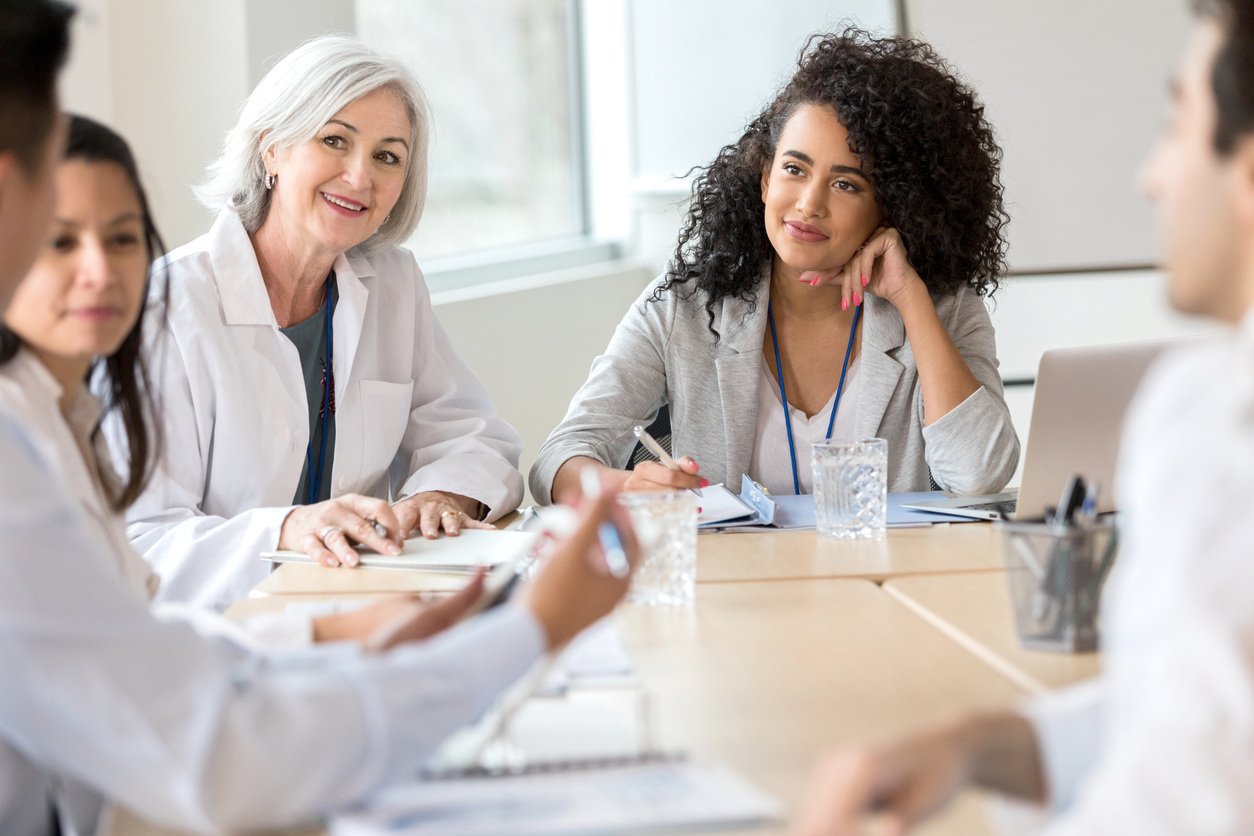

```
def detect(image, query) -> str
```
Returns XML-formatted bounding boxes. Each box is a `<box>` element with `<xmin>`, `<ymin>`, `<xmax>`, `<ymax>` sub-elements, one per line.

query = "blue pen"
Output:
<box><xmin>579</xmin><ymin>468</ymin><xmax>631</xmax><ymax>578</ymax></box>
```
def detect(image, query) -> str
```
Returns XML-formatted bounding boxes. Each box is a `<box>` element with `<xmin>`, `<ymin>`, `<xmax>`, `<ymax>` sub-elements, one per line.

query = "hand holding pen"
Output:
<box><xmin>517</xmin><ymin>473</ymin><xmax>639</xmax><ymax>648</ymax></box>
<box><xmin>580</xmin><ymin>468</ymin><xmax>633</xmax><ymax>578</ymax></box>
<box><xmin>622</xmin><ymin>424</ymin><xmax>707</xmax><ymax>493</ymax></box>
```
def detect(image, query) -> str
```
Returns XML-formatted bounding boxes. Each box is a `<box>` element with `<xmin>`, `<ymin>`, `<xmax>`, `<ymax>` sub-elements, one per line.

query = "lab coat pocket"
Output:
<box><xmin>358</xmin><ymin>378</ymin><xmax>415</xmax><ymax>481</ymax></box>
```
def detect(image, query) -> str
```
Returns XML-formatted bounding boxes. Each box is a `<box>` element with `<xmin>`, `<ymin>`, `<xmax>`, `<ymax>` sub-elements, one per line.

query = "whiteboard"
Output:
<box><xmin>905</xmin><ymin>0</ymin><xmax>1193</xmax><ymax>272</ymax></box>
<box><xmin>628</xmin><ymin>0</ymin><xmax>897</xmax><ymax>183</ymax></box>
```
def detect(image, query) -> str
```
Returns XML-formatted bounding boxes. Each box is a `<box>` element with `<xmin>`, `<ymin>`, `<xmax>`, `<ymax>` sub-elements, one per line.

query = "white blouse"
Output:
<box><xmin>748</xmin><ymin>354</ymin><xmax>860</xmax><ymax>495</ymax></box>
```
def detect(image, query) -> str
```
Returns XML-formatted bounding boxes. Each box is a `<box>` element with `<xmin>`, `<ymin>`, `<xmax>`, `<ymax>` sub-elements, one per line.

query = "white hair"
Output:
<box><xmin>196</xmin><ymin>34</ymin><xmax>429</xmax><ymax>253</ymax></box>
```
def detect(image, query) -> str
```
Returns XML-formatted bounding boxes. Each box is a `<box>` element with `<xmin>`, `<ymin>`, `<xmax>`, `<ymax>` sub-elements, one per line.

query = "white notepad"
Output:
<box><xmin>260</xmin><ymin>529</ymin><xmax>538</xmax><ymax>572</ymax></box>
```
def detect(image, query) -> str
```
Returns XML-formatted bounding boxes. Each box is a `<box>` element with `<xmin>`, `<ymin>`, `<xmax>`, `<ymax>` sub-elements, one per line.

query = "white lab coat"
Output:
<box><xmin>1018</xmin><ymin>312</ymin><xmax>1254</xmax><ymax>834</ymax></box>
<box><xmin>118</xmin><ymin>210</ymin><xmax>525</xmax><ymax>607</ymax></box>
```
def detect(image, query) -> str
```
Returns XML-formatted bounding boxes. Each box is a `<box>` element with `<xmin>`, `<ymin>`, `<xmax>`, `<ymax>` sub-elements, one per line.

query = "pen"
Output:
<box><xmin>579</xmin><ymin>467</ymin><xmax>631</xmax><ymax>578</ymax></box>
<box><xmin>1078</xmin><ymin>480</ymin><xmax>1101</xmax><ymax>527</ymax></box>
<box><xmin>504</xmin><ymin>505</ymin><xmax>539</xmax><ymax>532</ymax></box>
<box><xmin>632</xmin><ymin>425</ymin><xmax>679</xmax><ymax>471</ymax></box>
<box><xmin>365</xmin><ymin>517</ymin><xmax>390</xmax><ymax>540</ymax></box>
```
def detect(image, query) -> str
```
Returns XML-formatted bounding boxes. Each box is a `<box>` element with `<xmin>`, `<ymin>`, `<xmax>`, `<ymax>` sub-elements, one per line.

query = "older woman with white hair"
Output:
<box><xmin>115</xmin><ymin>35</ymin><xmax>525</xmax><ymax>608</ymax></box>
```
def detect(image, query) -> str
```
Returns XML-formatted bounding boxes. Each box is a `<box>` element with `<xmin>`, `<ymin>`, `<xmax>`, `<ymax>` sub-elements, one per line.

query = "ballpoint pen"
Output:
<box><xmin>579</xmin><ymin>467</ymin><xmax>631</xmax><ymax>578</ymax></box>
<box><xmin>632</xmin><ymin>425</ymin><xmax>679</xmax><ymax>471</ymax></box>
<box><xmin>364</xmin><ymin>517</ymin><xmax>391</xmax><ymax>540</ymax></box>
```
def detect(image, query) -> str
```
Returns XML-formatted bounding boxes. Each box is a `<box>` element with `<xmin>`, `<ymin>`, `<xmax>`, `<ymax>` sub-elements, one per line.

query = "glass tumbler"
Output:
<box><xmin>616</xmin><ymin>491</ymin><xmax>698</xmax><ymax>606</ymax></box>
<box><xmin>812</xmin><ymin>438</ymin><xmax>888</xmax><ymax>540</ymax></box>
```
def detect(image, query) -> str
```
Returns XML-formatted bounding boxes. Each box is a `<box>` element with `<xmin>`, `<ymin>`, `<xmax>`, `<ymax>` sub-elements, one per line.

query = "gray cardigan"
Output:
<box><xmin>530</xmin><ymin>275</ymin><xmax>1019</xmax><ymax>504</ymax></box>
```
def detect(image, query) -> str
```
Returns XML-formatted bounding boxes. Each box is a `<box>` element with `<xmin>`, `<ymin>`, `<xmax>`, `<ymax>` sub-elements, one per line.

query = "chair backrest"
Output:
<box><xmin>626</xmin><ymin>404</ymin><xmax>671</xmax><ymax>470</ymax></box>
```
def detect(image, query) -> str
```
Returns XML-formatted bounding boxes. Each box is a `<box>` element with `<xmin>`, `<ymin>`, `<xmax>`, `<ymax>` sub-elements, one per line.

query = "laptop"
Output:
<box><xmin>905</xmin><ymin>339</ymin><xmax>1181</xmax><ymax>521</ymax></box>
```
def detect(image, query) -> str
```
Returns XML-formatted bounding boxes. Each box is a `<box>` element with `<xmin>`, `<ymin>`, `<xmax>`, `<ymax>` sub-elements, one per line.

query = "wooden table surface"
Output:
<box><xmin>611</xmin><ymin>578</ymin><xmax>1021</xmax><ymax>835</ymax></box>
<box><xmin>110</xmin><ymin>523</ymin><xmax>1055</xmax><ymax>836</ymax></box>
<box><xmin>884</xmin><ymin>571</ymin><xmax>1102</xmax><ymax>694</ymax></box>
<box><xmin>252</xmin><ymin>520</ymin><xmax>1006</xmax><ymax>597</ymax></box>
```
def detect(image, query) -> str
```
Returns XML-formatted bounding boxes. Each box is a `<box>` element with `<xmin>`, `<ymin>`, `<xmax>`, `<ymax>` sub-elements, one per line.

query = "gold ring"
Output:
<box><xmin>440</xmin><ymin>510</ymin><xmax>461</xmax><ymax>520</ymax></box>
<box><xmin>318</xmin><ymin>525</ymin><xmax>343</xmax><ymax>541</ymax></box>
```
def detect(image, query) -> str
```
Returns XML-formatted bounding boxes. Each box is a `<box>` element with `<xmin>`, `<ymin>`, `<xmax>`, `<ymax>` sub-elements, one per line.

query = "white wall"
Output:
<box><xmin>905</xmin><ymin>0</ymin><xmax>1192</xmax><ymax>273</ymax></box>
<box><xmin>432</xmin><ymin>262</ymin><xmax>655</xmax><ymax>502</ymax></box>
<box><xmin>60</xmin><ymin>0</ymin><xmax>357</xmax><ymax>249</ymax></box>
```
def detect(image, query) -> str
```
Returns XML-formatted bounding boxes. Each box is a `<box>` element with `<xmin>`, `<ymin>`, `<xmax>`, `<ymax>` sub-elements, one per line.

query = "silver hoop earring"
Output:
<box><xmin>264</xmin><ymin>172</ymin><xmax>275</xmax><ymax>190</ymax></box>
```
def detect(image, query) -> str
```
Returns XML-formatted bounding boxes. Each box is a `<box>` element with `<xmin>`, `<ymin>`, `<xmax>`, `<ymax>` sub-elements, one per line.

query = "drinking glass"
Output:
<box><xmin>616</xmin><ymin>491</ymin><xmax>697</xmax><ymax>606</ymax></box>
<box><xmin>812</xmin><ymin>438</ymin><xmax>888</xmax><ymax>540</ymax></box>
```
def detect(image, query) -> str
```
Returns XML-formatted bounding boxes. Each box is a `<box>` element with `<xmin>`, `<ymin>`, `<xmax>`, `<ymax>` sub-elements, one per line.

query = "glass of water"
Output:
<box><xmin>616</xmin><ymin>491</ymin><xmax>697</xmax><ymax>606</ymax></box>
<box><xmin>812</xmin><ymin>438</ymin><xmax>888</xmax><ymax>540</ymax></box>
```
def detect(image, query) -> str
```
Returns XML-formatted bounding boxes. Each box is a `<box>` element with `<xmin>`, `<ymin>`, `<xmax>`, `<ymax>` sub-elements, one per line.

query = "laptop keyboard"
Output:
<box><xmin>966</xmin><ymin>499</ymin><xmax>1018</xmax><ymax>516</ymax></box>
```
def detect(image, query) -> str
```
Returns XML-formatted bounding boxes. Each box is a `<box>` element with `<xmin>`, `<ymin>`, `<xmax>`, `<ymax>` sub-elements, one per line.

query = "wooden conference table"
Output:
<box><xmin>111</xmin><ymin>521</ymin><xmax>1102</xmax><ymax>836</ymax></box>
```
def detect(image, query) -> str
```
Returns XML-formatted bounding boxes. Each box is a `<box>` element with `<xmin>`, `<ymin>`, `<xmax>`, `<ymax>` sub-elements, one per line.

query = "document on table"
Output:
<box><xmin>329</xmin><ymin>758</ymin><xmax>784</xmax><ymax>835</ymax></box>
<box><xmin>260</xmin><ymin>529</ymin><xmax>538</xmax><ymax>571</ymax></box>
<box><xmin>699</xmin><ymin>484</ymin><xmax>982</xmax><ymax>532</ymax></box>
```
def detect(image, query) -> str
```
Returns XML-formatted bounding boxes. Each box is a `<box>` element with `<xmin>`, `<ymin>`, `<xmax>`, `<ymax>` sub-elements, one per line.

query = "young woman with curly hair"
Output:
<box><xmin>531</xmin><ymin>28</ymin><xmax>1020</xmax><ymax>503</ymax></box>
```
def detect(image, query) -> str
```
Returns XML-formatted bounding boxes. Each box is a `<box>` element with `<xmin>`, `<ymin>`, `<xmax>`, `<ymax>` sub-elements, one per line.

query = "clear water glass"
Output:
<box><xmin>617</xmin><ymin>491</ymin><xmax>697</xmax><ymax>606</ymax></box>
<box><xmin>812</xmin><ymin>438</ymin><xmax>888</xmax><ymax>540</ymax></box>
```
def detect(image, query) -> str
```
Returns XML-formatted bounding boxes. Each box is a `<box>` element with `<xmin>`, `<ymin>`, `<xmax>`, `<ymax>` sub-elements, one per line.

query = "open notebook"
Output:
<box><xmin>333</xmin><ymin>620</ymin><xmax>783</xmax><ymax>834</ymax></box>
<box><xmin>330</xmin><ymin>758</ymin><xmax>783</xmax><ymax>835</ymax></box>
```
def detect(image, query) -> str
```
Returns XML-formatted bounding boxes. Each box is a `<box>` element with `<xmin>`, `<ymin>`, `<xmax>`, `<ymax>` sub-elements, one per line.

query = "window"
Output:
<box><xmin>356</xmin><ymin>0</ymin><xmax>585</xmax><ymax>266</ymax></box>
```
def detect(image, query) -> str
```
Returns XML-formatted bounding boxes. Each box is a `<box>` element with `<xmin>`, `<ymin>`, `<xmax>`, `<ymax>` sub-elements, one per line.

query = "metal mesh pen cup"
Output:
<box><xmin>998</xmin><ymin>519</ymin><xmax>1119</xmax><ymax>653</ymax></box>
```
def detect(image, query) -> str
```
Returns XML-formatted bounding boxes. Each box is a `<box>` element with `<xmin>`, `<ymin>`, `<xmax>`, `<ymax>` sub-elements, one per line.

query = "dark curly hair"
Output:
<box><xmin>656</xmin><ymin>27</ymin><xmax>1009</xmax><ymax>336</ymax></box>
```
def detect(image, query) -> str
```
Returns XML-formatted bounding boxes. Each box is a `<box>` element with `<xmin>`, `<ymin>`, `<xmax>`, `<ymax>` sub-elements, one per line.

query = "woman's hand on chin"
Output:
<box><xmin>393</xmin><ymin>490</ymin><xmax>492</xmax><ymax>540</ymax></box>
<box><xmin>798</xmin><ymin>227</ymin><xmax>930</xmax><ymax>315</ymax></box>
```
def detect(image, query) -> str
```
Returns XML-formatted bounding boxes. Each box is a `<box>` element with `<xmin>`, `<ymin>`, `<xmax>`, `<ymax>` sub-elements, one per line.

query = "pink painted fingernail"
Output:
<box><xmin>854</xmin><ymin>293</ymin><xmax>862</xmax><ymax>306</ymax></box>
<box><xmin>700</xmin><ymin>478</ymin><xmax>710</xmax><ymax>488</ymax></box>
<box><xmin>841</xmin><ymin>297</ymin><xmax>849</xmax><ymax>311</ymax></box>
<box><xmin>861</xmin><ymin>274</ymin><xmax>868</xmax><ymax>287</ymax></box>
<box><xmin>810</xmin><ymin>277</ymin><xmax>820</xmax><ymax>286</ymax></box>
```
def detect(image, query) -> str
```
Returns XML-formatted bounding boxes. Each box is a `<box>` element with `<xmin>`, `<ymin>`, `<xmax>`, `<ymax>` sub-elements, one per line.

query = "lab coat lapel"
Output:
<box><xmin>330</xmin><ymin>248</ymin><xmax>373</xmax><ymax>401</ymax></box>
<box><xmin>855</xmin><ymin>294</ymin><xmax>905</xmax><ymax>441</ymax></box>
<box><xmin>207</xmin><ymin>212</ymin><xmax>278</xmax><ymax>327</ymax></box>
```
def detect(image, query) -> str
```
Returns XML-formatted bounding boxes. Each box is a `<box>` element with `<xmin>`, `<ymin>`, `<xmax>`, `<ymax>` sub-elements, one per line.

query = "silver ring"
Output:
<box><xmin>318</xmin><ymin>525</ymin><xmax>343</xmax><ymax>541</ymax></box>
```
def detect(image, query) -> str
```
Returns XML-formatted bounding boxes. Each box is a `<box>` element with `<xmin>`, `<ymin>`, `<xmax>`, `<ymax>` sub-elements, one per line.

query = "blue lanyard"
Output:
<box><xmin>304</xmin><ymin>274</ymin><xmax>334</xmax><ymax>505</ymax></box>
<box><xmin>767</xmin><ymin>301</ymin><xmax>862</xmax><ymax>495</ymax></box>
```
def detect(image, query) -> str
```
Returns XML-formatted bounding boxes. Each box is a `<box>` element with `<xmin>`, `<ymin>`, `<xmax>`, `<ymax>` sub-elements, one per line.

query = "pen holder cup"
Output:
<box><xmin>998</xmin><ymin>520</ymin><xmax>1119</xmax><ymax>653</ymax></box>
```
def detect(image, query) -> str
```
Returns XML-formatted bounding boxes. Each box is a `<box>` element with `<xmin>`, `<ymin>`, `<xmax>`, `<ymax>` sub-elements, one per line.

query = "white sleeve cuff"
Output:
<box><xmin>1022</xmin><ymin>679</ymin><xmax>1105</xmax><ymax>811</ymax></box>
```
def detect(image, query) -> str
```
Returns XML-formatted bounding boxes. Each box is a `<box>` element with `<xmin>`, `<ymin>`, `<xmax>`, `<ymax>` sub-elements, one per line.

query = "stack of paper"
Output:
<box><xmin>260</xmin><ymin>529</ymin><xmax>538</xmax><ymax>571</ymax></box>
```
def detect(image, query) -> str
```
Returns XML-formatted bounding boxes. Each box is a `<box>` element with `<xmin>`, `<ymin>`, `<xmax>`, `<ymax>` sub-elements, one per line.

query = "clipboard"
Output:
<box><xmin>697</xmin><ymin>475</ymin><xmax>815</xmax><ymax>530</ymax></box>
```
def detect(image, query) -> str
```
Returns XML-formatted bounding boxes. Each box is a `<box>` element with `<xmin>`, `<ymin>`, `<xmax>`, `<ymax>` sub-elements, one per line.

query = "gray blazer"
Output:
<box><xmin>530</xmin><ymin>275</ymin><xmax>1019</xmax><ymax>504</ymax></box>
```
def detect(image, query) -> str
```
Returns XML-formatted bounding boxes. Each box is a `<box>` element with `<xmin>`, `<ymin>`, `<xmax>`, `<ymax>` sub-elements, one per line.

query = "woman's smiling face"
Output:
<box><xmin>264</xmin><ymin>85</ymin><xmax>412</xmax><ymax>257</ymax></box>
<box><xmin>760</xmin><ymin>103</ymin><xmax>882</xmax><ymax>279</ymax></box>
